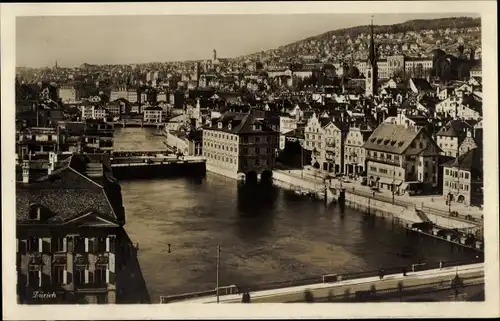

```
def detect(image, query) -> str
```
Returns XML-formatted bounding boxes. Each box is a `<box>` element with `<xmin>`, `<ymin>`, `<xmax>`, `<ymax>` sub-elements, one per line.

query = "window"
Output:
<box><xmin>52</xmin><ymin>237</ymin><xmax>65</xmax><ymax>252</ymax></box>
<box><xmin>94</xmin><ymin>267</ymin><xmax>107</xmax><ymax>286</ymax></box>
<box><xmin>52</xmin><ymin>266</ymin><xmax>65</xmax><ymax>284</ymax></box>
<box><xmin>465</xmin><ymin>172</ymin><xmax>469</xmax><ymax>180</ymax></box>
<box><xmin>74</xmin><ymin>266</ymin><xmax>86</xmax><ymax>286</ymax></box>
<box><xmin>255</xmin><ymin>148</ymin><xmax>260</xmax><ymax>154</ymax></box>
<box><xmin>97</xmin><ymin>237</ymin><xmax>107</xmax><ymax>252</ymax></box>
<box><xmin>255</xmin><ymin>136</ymin><xmax>260</xmax><ymax>143</ymax></box>
<box><xmin>74</xmin><ymin>237</ymin><xmax>85</xmax><ymax>253</ymax></box>
<box><xmin>28</xmin><ymin>270</ymin><xmax>41</xmax><ymax>287</ymax></box>
<box><xmin>28</xmin><ymin>237</ymin><xmax>40</xmax><ymax>252</ymax></box>
<box><xmin>445</xmin><ymin>169</ymin><xmax>449</xmax><ymax>176</ymax></box>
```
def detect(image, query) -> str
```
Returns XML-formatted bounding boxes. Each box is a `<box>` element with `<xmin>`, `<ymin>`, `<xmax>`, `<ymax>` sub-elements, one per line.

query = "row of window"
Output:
<box><xmin>367</xmin><ymin>150</ymin><xmax>400</xmax><ymax>161</ymax></box>
<box><xmin>17</xmin><ymin>237</ymin><xmax>116</xmax><ymax>254</ymax></box>
<box><xmin>205</xmin><ymin>142</ymin><xmax>238</xmax><ymax>153</ymax></box>
<box><xmin>204</xmin><ymin>131</ymin><xmax>238</xmax><ymax>141</ymax></box>
<box><xmin>445</xmin><ymin>168</ymin><xmax>470</xmax><ymax>179</ymax></box>
<box><xmin>445</xmin><ymin>181</ymin><xmax>470</xmax><ymax>191</ymax></box>
<box><xmin>369</xmin><ymin>166</ymin><xmax>402</xmax><ymax>177</ymax></box>
<box><xmin>21</xmin><ymin>266</ymin><xmax>111</xmax><ymax>287</ymax></box>
<box><xmin>206</xmin><ymin>153</ymin><xmax>238</xmax><ymax>165</ymax></box>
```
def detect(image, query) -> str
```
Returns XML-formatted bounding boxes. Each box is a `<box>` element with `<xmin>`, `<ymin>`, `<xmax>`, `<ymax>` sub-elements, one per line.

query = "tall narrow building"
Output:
<box><xmin>365</xmin><ymin>17</ymin><xmax>378</xmax><ymax>97</ymax></box>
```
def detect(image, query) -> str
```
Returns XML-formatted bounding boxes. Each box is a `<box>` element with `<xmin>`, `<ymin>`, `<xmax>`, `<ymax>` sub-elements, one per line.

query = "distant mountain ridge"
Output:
<box><xmin>243</xmin><ymin>16</ymin><xmax>481</xmax><ymax>58</ymax></box>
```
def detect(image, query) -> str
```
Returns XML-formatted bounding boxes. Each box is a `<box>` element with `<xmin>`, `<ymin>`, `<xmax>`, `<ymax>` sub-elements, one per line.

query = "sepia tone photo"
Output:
<box><xmin>2</xmin><ymin>1</ymin><xmax>499</xmax><ymax>320</ymax></box>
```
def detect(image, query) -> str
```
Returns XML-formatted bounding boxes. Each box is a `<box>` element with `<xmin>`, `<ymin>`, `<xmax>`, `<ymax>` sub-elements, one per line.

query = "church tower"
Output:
<box><xmin>365</xmin><ymin>17</ymin><xmax>378</xmax><ymax>97</ymax></box>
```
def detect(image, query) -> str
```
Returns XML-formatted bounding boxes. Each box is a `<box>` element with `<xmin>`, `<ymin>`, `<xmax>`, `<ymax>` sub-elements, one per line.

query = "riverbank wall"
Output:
<box><xmin>206</xmin><ymin>164</ymin><xmax>241</xmax><ymax>181</ymax></box>
<box><xmin>112</xmin><ymin>162</ymin><xmax>206</xmax><ymax>180</ymax></box>
<box><xmin>272</xmin><ymin>170</ymin><xmax>476</xmax><ymax>230</ymax></box>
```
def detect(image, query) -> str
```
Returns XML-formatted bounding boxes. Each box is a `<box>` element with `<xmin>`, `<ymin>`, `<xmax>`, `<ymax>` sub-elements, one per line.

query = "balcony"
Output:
<box><xmin>28</xmin><ymin>253</ymin><xmax>43</xmax><ymax>265</ymax></box>
<box><xmin>366</xmin><ymin>155</ymin><xmax>400</xmax><ymax>166</ymax></box>
<box><xmin>74</xmin><ymin>254</ymin><xmax>89</xmax><ymax>266</ymax></box>
<box><xmin>52</xmin><ymin>253</ymin><xmax>67</xmax><ymax>265</ymax></box>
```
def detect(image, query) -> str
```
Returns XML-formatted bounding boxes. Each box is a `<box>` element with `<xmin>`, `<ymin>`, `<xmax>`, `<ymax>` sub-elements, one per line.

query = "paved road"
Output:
<box><xmin>228</xmin><ymin>270</ymin><xmax>484</xmax><ymax>303</ymax></box>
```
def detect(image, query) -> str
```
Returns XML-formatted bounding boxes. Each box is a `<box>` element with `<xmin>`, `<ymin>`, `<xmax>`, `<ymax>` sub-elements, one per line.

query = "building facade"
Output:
<box><xmin>143</xmin><ymin>107</ymin><xmax>163</xmax><ymax>123</ymax></box>
<box><xmin>202</xmin><ymin>112</ymin><xmax>279</xmax><ymax>179</ymax></box>
<box><xmin>363</xmin><ymin>123</ymin><xmax>441</xmax><ymax>194</ymax></box>
<box><xmin>442</xmin><ymin>146</ymin><xmax>483</xmax><ymax>206</ymax></box>
<box><xmin>343</xmin><ymin>126</ymin><xmax>373</xmax><ymax>175</ymax></box>
<box><xmin>16</xmin><ymin>155</ymin><xmax>132</xmax><ymax>304</ymax></box>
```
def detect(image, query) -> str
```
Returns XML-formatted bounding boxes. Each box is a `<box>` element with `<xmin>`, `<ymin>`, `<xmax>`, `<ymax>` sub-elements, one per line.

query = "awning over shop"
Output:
<box><xmin>377</xmin><ymin>177</ymin><xmax>393</xmax><ymax>185</ymax></box>
<box><xmin>393</xmin><ymin>180</ymin><xmax>403</xmax><ymax>186</ymax></box>
<box><xmin>400</xmin><ymin>182</ymin><xmax>409</xmax><ymax>190</ymax></box>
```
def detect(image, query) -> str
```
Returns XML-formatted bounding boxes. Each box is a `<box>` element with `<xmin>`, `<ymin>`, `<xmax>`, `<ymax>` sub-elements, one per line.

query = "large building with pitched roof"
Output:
<box><xmin>362</xmin><ymin>123</ymin><xmax>442</xmax><ymax>194</ymax></box>
<box><xmin>202</xmin><ymin>111</ymin><xmax>279</xmax><ymax>180</ymax></box>
<box><xmin>15</xmin><ymin>153</ymin><xmax>142</xmax><ymax>304</ymax></box>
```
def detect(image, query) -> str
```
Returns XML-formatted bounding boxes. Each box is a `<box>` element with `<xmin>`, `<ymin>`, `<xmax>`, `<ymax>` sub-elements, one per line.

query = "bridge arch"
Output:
<box><xmin>245</xmin><ymin>171</ymin><xmax>258</xmax><ymax>184</ymax></box>
<box><xmin>260</xmin><ymin>170</ymin><xmax>273</xmax><ymax>184</ymax></box>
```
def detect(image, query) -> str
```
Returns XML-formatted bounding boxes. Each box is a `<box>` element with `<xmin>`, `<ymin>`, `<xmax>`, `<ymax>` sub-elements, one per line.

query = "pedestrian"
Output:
<box><xmin>402</xmin><ymin>267</ymin><xmax>407</xmax><ymax>276</ymax></box>
<box><xmin>379</xmin><ymin>267</ymin><xmax>385</xmax><ymax>280</ymax></box>
<box><xmin>439</xmin><ymin>260</ymin><xmax>443</xmax><ymax>270</ymax></box>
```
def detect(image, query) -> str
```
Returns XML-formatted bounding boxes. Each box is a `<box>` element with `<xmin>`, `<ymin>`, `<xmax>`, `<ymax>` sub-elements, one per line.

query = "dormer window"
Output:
<box><xmin>218</xmin><ymin>122</ymin><xmax>223</xmax><ymax>129</ymax></box>
<box><xmin>228</xmin><ymin>123</ymin><xmax>232</xmax><ymax>130</ymax></box>
<box><xmin>28</xmin><ymin>204</ymin><xmax>41</xmax><ymax>220</ymax></box>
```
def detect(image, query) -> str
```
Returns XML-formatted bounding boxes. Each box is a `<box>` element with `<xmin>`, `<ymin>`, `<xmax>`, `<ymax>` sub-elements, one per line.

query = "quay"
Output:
<box><xmin>162</xmin><ymin>261</ymin><xmax>484</xmax><ymax>303</ymax></box>
<box><xmin>405</xmin><ymin>227</ymin><xmax>484</xmax><ymax>252</ymax></box>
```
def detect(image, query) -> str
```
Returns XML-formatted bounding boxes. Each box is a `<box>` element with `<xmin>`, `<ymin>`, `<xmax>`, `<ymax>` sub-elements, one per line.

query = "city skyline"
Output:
<box><xmin>16</xmin><ymin>13</ymin><xmax>479</xmax><ymax>68</ymax></box>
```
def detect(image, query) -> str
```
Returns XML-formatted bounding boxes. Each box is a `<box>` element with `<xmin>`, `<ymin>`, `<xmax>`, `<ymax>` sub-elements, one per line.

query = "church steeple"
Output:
<box><xmin>365</xmin><ymin>16</ymin><xmax>378</xmax><ymax>97</ymax></box>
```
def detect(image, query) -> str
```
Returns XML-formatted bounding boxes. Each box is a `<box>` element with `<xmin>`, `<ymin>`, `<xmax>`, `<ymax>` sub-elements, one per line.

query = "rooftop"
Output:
<box><xmin>16</xmin><ymin>154</ymin><xmax>124</xmax><ymax>225</ymax></box>
<box><xmin>362</xmin><ymin>123</ymin><xmax>422</xmax><ymax>154</ymax></box>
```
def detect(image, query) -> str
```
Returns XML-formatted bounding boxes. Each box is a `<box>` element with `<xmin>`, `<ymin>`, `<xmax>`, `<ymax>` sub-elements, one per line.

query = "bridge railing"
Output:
<box><xmin>291</xmin><ymin>276</ymin><xmax>484</xmax><ymax>303</ymax></box>
<box><xmin>159</xmin><ymin>258</ymin><xmax>483</xmax><ymax>303</ymax></box>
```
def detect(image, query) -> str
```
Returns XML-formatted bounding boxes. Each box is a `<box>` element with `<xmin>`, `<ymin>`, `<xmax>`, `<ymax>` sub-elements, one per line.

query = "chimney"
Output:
<box><xmin>22</xmin><ymin>161</ymin><xmax>30</xmax><ymax>183</ymax></box>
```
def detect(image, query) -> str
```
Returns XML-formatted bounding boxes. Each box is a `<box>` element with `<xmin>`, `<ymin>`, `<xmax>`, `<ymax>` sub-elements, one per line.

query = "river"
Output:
<box><xmin>114</xmin><ymin>127</ymin><xmax>478</xmax><ymax>301</ymax></box>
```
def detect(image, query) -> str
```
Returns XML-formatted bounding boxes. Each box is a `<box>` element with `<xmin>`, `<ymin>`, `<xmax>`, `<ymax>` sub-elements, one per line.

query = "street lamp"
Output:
<box><xmin>216</xmin><ymin>245</ymin><xmax>221</xmax><ymax>303</ymax></box>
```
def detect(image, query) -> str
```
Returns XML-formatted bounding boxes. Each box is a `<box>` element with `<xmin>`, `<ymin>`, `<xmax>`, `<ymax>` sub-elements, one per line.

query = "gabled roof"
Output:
<box><xmin>443</xmin><ymin>146</ymin><xmax>482</xmax><ymax>171</ymax></box>
<box><xmin>203</xmin><ymin>111</ymin><xmax>277</xmax><ymax>135</ymax></box>
<box><xmin>436</xmin><ymin>120</ymin><xmax>475</xmax><ymax>137</ymax></box>
<box><xmin>410</xmin><ymin>78</ymin><xmax>433</xmax><ymax>92</ymax></box>
<box><xmin>16</xmin><ymin>155</ymin><xmax>124</xmax><ymax>225</ymax></box>
<box><xmin>362</xmin><ymin>123</ymin><xmax>422</xmax><ymax>154</ymax></box>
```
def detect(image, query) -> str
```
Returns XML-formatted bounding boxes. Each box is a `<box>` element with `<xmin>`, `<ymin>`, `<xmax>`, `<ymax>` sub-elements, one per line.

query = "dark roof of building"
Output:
<box><xmin>436</xmin><ymin>120</ymin><xmax>475</xmax><ymax>137</ymax></box>
<box><xmin>410</xmin><ymin>78</ymin><xmax>433</xmax><ymax>92</ymax></box>
<box><xmin>443</xmin><ymin>146</ymin><xmax>482</xmax><ymax>171</ymax></box>
<box><xmin>362</xmin><ymin>123</ymin><xmax>422</xmax><ymax>154</ymax></box>
<box><xmin>406</xmin><ymin>115</ymin><xmax>431</xmax><ymax>126</ymax></box>
<box><xmin>16</xmin><ymin>154</ymin><xmax>123</xmax><ymax>225</ymax></box>
<box><xmin>203</xmin><ymin>111</ymin><xmax>277</xmax><ymax>135</ymax></box>
<box><xmin>461</xmin><ymin>94</ymin><xmax>482</xmax><ymax>114</ymax></box>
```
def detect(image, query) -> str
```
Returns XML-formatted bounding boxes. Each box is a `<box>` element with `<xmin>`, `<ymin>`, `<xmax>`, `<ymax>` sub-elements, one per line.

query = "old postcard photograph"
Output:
<box><xmin>1</xmin><ymin>1</ymin><xmax>499</xmax><ymax>319</ymax></box>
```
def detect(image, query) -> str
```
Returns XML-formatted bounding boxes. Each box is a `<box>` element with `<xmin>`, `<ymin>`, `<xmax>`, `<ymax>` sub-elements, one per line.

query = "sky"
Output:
<box><xmin>16</xmin><ymin>13</ymin><xmax>479</xmax><ymax>68</ymax></box>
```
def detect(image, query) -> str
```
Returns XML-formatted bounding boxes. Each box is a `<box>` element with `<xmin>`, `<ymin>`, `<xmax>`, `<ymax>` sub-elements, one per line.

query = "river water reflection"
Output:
<box><xmin>116</xmin><ymin>128</ymin><xmax>477</xmax><ymax>301</ymax></box>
